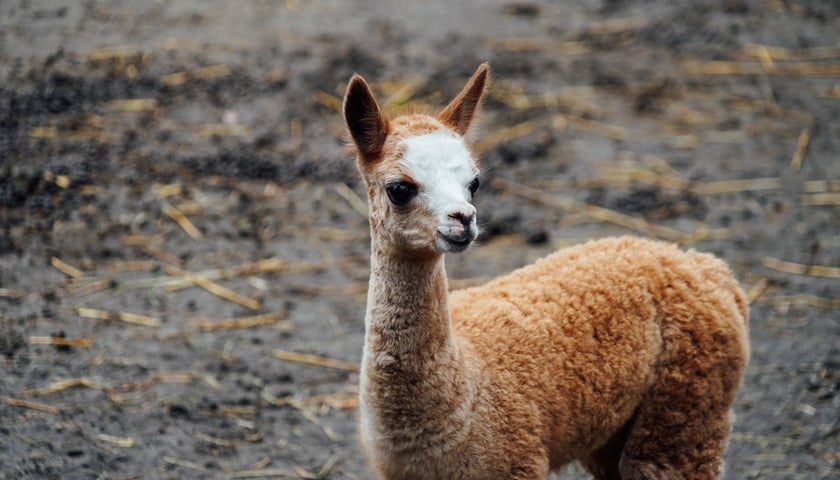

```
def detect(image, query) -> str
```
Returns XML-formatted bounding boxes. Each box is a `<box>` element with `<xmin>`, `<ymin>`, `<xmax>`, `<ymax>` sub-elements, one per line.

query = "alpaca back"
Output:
<box><xmin>448</xmin><ymin>236</ymin><xmax>748</xmax><ymax>468</ymax></box>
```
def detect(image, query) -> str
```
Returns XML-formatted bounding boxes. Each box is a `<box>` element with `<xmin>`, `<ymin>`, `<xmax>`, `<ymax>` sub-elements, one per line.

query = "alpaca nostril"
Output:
<box><xmin>449</xmin><ymin>211</ymin><xmax>475</xmax><ymax>227</ymax></box>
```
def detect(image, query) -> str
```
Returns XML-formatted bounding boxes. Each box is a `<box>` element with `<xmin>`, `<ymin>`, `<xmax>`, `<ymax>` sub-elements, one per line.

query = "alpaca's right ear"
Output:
<box><xmin>343</xmin><ymin>75</ymin><xmax>389</xmax><ymax>164</ymax></box>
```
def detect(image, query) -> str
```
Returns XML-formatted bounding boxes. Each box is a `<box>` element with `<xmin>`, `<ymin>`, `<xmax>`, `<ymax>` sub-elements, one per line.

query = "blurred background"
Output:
<box><xmin>0</xmin><ymin>0</ymin><xmax>838</xmax><ymax>478</ymax></box>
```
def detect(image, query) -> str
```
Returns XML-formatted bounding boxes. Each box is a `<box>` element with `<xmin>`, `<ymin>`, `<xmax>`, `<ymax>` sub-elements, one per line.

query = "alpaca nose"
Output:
<box><xmin>448</xmin><ymin>209</ymin><xmax>475</xmax><ymax>227</ymax></box>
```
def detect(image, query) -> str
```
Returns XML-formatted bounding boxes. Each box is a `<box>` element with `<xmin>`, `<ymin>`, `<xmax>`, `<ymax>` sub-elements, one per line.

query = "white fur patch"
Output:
<box><xmin>400</xmin><ymin>131</ymin><xmax>478</xmax><ymax>220</ymax></box>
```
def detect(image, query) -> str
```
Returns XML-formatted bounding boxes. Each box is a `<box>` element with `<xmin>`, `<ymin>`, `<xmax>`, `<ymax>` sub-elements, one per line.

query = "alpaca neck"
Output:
<box><xmin>362</xmin><ymin>244</ymin><xmax>477</xmax><ymax>448</ymax></box>
<box><xmin>363</xmin><ymin>246</ymin><xmax>457</xmax><ymax>373</ymax></box>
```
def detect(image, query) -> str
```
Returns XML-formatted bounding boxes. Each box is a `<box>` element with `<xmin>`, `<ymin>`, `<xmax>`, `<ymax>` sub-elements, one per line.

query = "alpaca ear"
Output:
<box><xmin>437</xmin><ymin>63</ymin><xmax>489</xmax><ymax>136</ymax></box>
<box><xmin>344</xmin><ymin>74</ymin><xmax>390</xmax><ymax>163</ymax></box>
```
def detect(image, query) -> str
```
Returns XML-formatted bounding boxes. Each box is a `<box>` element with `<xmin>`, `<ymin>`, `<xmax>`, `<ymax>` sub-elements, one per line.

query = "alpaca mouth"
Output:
<box><xmin>436</xmin><ymin>230</ymin><xmax>476</xmax><ymax>252</ymax></box>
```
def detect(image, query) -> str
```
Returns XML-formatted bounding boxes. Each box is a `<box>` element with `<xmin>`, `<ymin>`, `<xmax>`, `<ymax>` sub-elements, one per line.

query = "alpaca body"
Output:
<box><xmin>343</xmin><ymin>64</ymin><xmax>749</xmax><ymax>479</ymax></box>
<box><xmin>360</xmin><ymin>237</ymin><xmax>748</xmax><ymax>479</ymax></box>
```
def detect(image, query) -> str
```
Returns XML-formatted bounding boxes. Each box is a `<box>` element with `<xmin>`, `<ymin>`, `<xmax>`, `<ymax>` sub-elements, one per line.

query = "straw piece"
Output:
<box><xmin>692</xmin><ymin>178</ymin><xmax>782</xmax><ymax>195</ymax></box>
<box><xmin>76</xmin><ymin>307</ymin><xmax>161</xmax><ymax>327</ymax></box>
<box><xmin>62</xmin><ymin>277</ymin><xmax>115</xmax><ymax>297</ymax></box>
<box><xmin>755</xmin><ymin>45</ymin><xmax>775</xmax><ymax>70</ymax></box>
<box><xmin>118</xmin><ymin>312</ymin><xmax>162</xmax><ymax>327</ymax></box>
<box><xmin>757</xmin><ymin>294</ymin><xmax>840</xmax><ymax>309</ymax></box>
<box><xmin>53</xmin><ymin>174</ymin><xmax>71</xmax><ymax>189</ymax></box>
<box><xmin>105</xmin><ymin>98</ymin><xmax>158</xmax><ymax>112</ymax></box>
<box><xmin>272</xmin><ymin>349</ymin><xmax>359</xmax><ymax>373</ymax></box>
<box><xmin>229</xmin><ymin>468</ymin><xmax>301</xmax><ymax>479</ymax></box>
<box><xmin>162</xmin><ymin>456</ymin><xmax>207</xmax><ymax>472</ymax></box>
<box><xmin>97</xmin><ymin>434</ymin><xmax>135</xmax><ymax>448</ymax></box>
<box><xmin>289</xmin><ymin>399</ymin><xmax>338</xmax><ymax>442</ymax></box>
<box><xmin>762</xmin><ymin>257</ymin><xmax>840</xmax><ymax>278</ymax></box>
<box><xmin>818</xmin><ymin>84</ymin><xmax>840</xmax><ymax>99</ymax></box>
<box><xmin>24</xmin><ymin>378</ymin><xmax>95</xmax><ymax>396</ymax></box>
<box><xmin>491</xmin><ymin>84</ymin><xmax>602</xmax><ymax>117</ymax></box>
<box><xmin>289</xmin><ymin>282</ymin><xmax>368</xmax><ymax>296</ymax></box>
<box><xmin>107</xmin><ymin>260</ymin><xmax>160</xmax><ymax>271</ymax></box>
<box><xmin>585</xmin><ymin>16</ymin><xmax>649</xmax><ymax>35</ymax></box>
<box><xmin>262</xmin><ymin>389</ymin><xmax>358</xmax><ymax>411</ymax></box>
<box><xmin>741</xmin><ymin>44</ymin><xmax>840</xmax><ymax>61</ymax></box>
<box><xmin>76</xmin><ymin>307</ymin><xmax>111</xmax><ymax>320</ymax></box>
<box><xmin>493</xmin><ymin>178</ymin><xmax>704</xmax><ymax>243</ymax></box>
<box><xmin>802</xmin><ymin>179</ymin><xmax>840</xmax><ymax>193</ymax></box>
<box><xmin>121</xmin><ymin>234</ymin><xmax>183</xmax><ymax>265</ymax></box>
<box><xmin>2</xmin><ymin>396</ymin><xmax>60</xmax><ymax>414</ymax></box>
<box><xmin>51</xmin><ymin>256</ymin><xmax>84</xmax><ymax>278</ymax></box>
<box><xmin>746</xmin><ymin>278</ymin><xmax>768</xmax><ymax>304</ymax></box>
<box><xmin>790</xmin><ymin>128</ymin><xmax>810</xmax><ymax>171</ymax></box>
<box><xmin>294</xmin><ymin>466</ymin><xmax>320</xmax><ymax>479</ymax></box>
<box><xmin>29</xmin><ymin>336</ymin><xmax>91</xmax><ymax>348</ymax></box>
<box><xmin>801</xmin><ymin>193</ymin><xmax>840</xmax><ymax>206</ymax></box>
<box><xmin>153</xmin><ymin>371</ymin><xmax>196</xmax><ymax>384</ymax></box>
<box><xmin>161</xmin><ymin>71</ymin><xmax>189</xmax><ymax>86</ymax></box>
<box><xmin>0</xmin><ymin>288</ymin><xmax>24</xmax><ymax>299</ymax></box>
<box><xmin>486</xmin><ymin>37</ymin><xmax>590</xmax><ymax>56</ymax></box>
<box><xmin>155</xmin><ymin>183</ymin><xmax>184</xmax><ymax>198</ymax></box>
<box><xmin>192</xmin><ymin>312</ymin><xmax>287</xmax><ymax>331</ymax></box>
<box><xmin>474</xmin><ymin>121</ymin><xmax>537</xmax><ymax>154</ymax></box>
<box><xmin>313</xmin><ymin>90</ymin><xmax>342</xmax><ymax>112</ymax></box>
<box><xmin>382</xmin><ymin>79</ymin><xmax>421</xmax><ymax>108</ymax></box>
<box><xmin>334</xmin><ymin>183</ymin><xmax>368</xmax><ymax>217</ymax></box>
<box><xmin>30</xmin><ymin>126</ymin><xmax>57</xmax><ymax>138</ymax></box>
<box><xmin>85</xmin><ymin>46</ymin><xmax>142</xmax><ymax>62</ymax></box>
<box><xmin>683</xmin><ymin>60</ymin><xmax>840</xmax><ymax>76</ymax></box>
<box><xmin>554</xmin><ymin>114</ymin><xmax>626</xmax><ymax>140</ymax></box>
<box><xmin>118</xmin><ymin>256</ymin><xmax>364</xmax><ymax>292</ymax></box>
<box><xmin>290</xmin><ymin>118</ymin><xmax>303</xmax><ymax>152</ymax></box>
<box><xmin>193</xmin><ymin>64</ymin><xmax>231</xmax><ymax>80</ymax></box>
<box><xmin>194</xmin><ymin>432</ymin><xmax>235</xmax><ymax>448</ymax></box>
<box><xmin>571</xmin><ymin>169</ymin><xmax>691</xmax><ymax>191</ymax></box>
<box><xmin>194</xmin><ymin>123</ymin><xmax>250</xmax><ymax>137</ymax></box>
<box><xmin>162</xmin><ymin>202</ymin><xmax>203</xmax><ymax>240</ymax></box>
<box><xmin>162</xmin><ymin>264</ymin><xmax>262</xmax><ymax>310</ymax></box>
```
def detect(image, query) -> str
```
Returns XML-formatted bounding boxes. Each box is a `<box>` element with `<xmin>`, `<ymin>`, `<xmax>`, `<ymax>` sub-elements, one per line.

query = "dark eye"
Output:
<box><xmin>386</xmin><ymin>181</ymin><xmax>418</xmax><ymax>206</ymax></box>
<box><xmin>468</xmin><ymin>177</ymin><xmax>480</xmax><ymax>196</ymax></box>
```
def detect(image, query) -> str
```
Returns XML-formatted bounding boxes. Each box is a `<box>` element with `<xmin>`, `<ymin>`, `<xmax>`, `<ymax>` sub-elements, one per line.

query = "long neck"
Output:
<box><xmin>361</xmin><ymin>242</ymin><xmax>478</xmax><ymax>448</ymax></box>
<box><xmin>363</xmin><ymin>245</ymin><xmax>456</xmax><ymax>373</ymax></box>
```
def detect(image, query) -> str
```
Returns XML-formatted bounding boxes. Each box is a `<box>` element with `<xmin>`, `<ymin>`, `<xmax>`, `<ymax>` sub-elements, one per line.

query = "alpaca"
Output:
<box><xmin>342</xmin><ymin>63</ymin><xmax>749</xmax><ymax>480</ymax></box>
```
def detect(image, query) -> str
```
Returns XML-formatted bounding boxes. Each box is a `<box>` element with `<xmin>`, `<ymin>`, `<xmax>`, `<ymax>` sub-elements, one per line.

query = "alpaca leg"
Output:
<box><xmin>618</xmin><ymin>346</ymin><xmax>741</xmax><ymax>479</ymax></box>
<box><xmin>619</xmin><ymin>401</ymin><xmax>732</xmax><ymax>479</ymax></box>
<box><xmin>580</xmin><ymin>415</ymin><xmax>634</xmax><ymax>480</ymax></box>
<box><xmin>508</xmin><ymin>454</ymin><xmax>550</xmax><ymax>480</ymax></box>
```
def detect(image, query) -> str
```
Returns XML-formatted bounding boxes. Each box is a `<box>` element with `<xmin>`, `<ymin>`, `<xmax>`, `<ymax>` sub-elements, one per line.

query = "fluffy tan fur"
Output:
<box><xmin>343</xmin><ymin>64</ymin><xmax>749</xmax><ymax>480</ymax></box>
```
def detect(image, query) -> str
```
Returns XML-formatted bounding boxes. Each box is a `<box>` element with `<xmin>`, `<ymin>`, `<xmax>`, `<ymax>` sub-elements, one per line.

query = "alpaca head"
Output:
<box><xmin>343</xmin><ymin>63</ymin><xmax>489</xmax><ymax>258</ymax></box>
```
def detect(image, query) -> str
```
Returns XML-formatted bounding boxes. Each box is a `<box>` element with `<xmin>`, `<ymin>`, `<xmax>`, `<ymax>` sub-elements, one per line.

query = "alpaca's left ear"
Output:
<box><xmin>438</xmin><ymin>63</ymin><xmax>489</xmax><ymax>136</ymax></box>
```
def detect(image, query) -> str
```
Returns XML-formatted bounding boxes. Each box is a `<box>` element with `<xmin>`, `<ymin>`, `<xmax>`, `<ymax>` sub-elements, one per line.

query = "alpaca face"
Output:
<box><xmin>399</xmin><ymin>130</ymin><xmax>480</xmax><ymax>253</ymax></box>
<box><xmin>344</xmin><ymin>64</ymin><xmax>489</xmax><ymax>257</ymax></box>
<box><xmin>363</xmin><ymin>128</ymin><xmax>480</xmax><ymax>256</ymax></box>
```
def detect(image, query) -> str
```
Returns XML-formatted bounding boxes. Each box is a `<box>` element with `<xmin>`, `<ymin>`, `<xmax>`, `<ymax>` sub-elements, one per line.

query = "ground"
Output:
<box><xmin>0</xmin><ymin>0</ymin><xmax>838</xmax><ymax>479</ymax></box>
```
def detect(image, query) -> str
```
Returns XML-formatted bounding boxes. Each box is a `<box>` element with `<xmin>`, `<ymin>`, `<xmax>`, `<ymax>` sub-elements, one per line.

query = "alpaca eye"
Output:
<box><xmin>468</xmin><ymin>178</ymin><xmax>480</xmax><ymax>196</ymax></box>
<box><xmin>386</xmin><ymin>182</ymin><xmax>418</xmax><ymax>206</ymax></box>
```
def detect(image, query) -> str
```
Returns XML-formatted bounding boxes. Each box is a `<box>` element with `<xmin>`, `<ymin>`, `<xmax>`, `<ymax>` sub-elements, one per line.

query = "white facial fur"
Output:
<box><xmin>400</xmin><ymin>131</ymin><xmax>479</xmax><ymax>252</ymax></box>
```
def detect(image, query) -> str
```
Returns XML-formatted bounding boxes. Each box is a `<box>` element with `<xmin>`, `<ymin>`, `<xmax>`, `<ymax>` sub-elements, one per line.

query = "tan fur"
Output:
<box><xmin>343</xmin><ymin>64</ymin><xmax>749</xmax><ymax>480</ymax></box>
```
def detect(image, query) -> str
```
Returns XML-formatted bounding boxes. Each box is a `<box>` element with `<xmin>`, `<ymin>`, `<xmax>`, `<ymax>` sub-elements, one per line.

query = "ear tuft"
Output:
<box><xmin>437</xmin><ymin>63</ymin><xmax>490</xmax><ymax>136</ymax></box>
<box><xmin>343</xmin><ymin>74</ymin><xmax>389</xmax><ymax>163</ymax></box>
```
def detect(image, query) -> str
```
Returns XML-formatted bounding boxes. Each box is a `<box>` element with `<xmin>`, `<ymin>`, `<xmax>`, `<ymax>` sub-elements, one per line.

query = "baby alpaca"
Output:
<box><xmin>343</xmin><ymin>63</ymin><xmax>749</xmax><ymax>480</ymax></box>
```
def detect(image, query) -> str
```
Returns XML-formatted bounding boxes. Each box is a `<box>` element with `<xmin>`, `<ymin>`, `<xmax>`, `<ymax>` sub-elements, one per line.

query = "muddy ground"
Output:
<box><xmin>1</xmin><ymin>0</ymin><xmax>838</xmax><ymax>479</ymax></box>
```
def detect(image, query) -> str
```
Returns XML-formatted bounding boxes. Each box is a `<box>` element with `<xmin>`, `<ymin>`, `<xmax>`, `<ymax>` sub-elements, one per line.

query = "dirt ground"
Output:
<box><xmin>1</xmin><ymin>0</ymin><xmax>838</xmax><ymax>478</ymax></box>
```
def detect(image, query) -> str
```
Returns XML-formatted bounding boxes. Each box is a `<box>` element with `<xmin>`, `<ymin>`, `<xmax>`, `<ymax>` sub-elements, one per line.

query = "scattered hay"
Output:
<box><xmin>763</xmin><ymin>257</ymin><xmax>840</xmax><ymax>278</ymax></box>
<box><xmin>2</xmin><ymin>396</ymin><xmax>60</xmax><ymax>414</ymax></box>
<box><xmin>271</xmin><ymin>349</ymin><xmax>359</xmax><ymax>373</ymax></box>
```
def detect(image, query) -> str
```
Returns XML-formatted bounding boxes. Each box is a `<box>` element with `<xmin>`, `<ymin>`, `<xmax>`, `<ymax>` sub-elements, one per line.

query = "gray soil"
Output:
<box><xmin>1</xmin><ymin>0</ymin><xmax>838</xmax><ymax>479</ymax></box>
